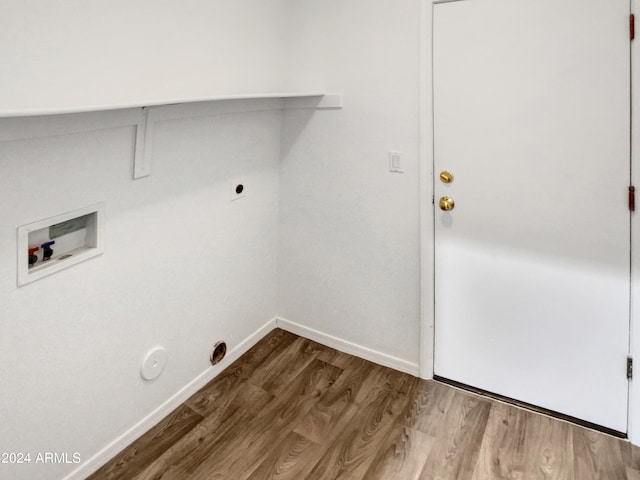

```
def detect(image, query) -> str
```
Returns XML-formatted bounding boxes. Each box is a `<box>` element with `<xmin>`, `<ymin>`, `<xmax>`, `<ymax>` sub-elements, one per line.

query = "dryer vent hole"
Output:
<box><xmin>210</xmin><ymin>341</ymin><xmax>227</xmax><ymax>365</ymax></box>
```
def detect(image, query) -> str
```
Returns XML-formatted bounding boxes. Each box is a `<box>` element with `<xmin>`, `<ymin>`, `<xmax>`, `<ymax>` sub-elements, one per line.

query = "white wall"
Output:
<box><xmin>0</xmin><ymin>0</ymin><xmax>291</xmax><ymax>115</ymax></box>
<box><xmin>277</xmin><ymin>0</ymin><xmax>422</xmax><ymax>367</ymax></box>
<box><xmin>0</xmin><ymin>3</ymin><xmax>299</xmax><ymax>477</ymax></box>
<box><xmin>0</xmin><ymin>1</ymin><xmax>426</xmax><ymax>476</ymax></box>
<box><xmin>5</xmin><ymin>4</ymin><xmax>636</xmax><ymax>480</ymax></box>
<box><xmin>0</xmin><ymin>99</ymin><xmax>283</xmax><ymax>480</ymax></box>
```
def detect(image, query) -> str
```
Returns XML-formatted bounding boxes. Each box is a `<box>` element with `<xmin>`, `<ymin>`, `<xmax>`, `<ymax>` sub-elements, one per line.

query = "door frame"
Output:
<box><xmin>418</xmin><ymin>0</ymin><xmax>639</xmax><ymax>443</ymax></box>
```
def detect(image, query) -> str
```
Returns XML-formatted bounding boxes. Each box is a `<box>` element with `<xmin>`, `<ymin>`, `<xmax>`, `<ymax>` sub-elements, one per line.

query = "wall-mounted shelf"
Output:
<box><xmin>0</xmin><ymin>92</ymin><xmax>343</xmax><ymax>180</ymax></box>
<box><xmin>132</xmin><ymin>93</ymin><xmax>343</xmax><ymax>179</ymax></box>
<box><xmin>0</xmin><ymin>92</ymin><xmax>343</xmax><ymax>118</ymax></box>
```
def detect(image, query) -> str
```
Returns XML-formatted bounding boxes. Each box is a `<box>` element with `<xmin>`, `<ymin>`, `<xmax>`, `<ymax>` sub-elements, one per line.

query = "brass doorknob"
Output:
<box><xmin>439</xmin><ymin>196</ymin><xmax>455</xmax><ymax>211</ymax></box>
<box><xmin>439</xmin><ymin>171</ymin><xmax>454</xmax><ymax>184</ymax></box>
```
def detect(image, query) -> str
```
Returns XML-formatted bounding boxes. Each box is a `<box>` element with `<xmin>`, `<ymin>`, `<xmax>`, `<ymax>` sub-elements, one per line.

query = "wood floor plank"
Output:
<box><xmin>185</xmin><ymin>328</ymin><xmax>297</xmax><ymax>417</ymax></box>
<box><xmin>472</xmin><ymin>401</ymin><xmax>575</xmax><ymax>480</ymax></box>
<box><xmin>401</xmin><ymin>380</ymin><xmax>456</xmax><ymax>435</ymax></box>
<box><xmin>314</xmin><ymin>355</ymin><xmax>373</xmax><ymax>406</ymax></box>
<box><xmin>352</xmin><ymin>363</ymin><xmax>413</xmax><ymax>406</ymax></box>
<box><xmin>251</xmin><ymin>336</ymin><xmax>328</xmax><ymax>394</ymax></box>
<box><xmin>132</xmin><ymin>382</ymin><xmax>273</xmax><ymax>480</ymax></box>
<box><xmin>293</xmin><ymin>355</ymin><xmax>380</xmax><ymax>445</ymax></box>
<box><xmin>304</xmin><ymin>369</ymin><xmax>415</xmax><ymax>480</ymax></box>
<box><xmin>523</xmin><ymin>414</ymin><xmax>574</xmax><ymax>480</ymax></box>
<box><xmin>293</xmin><ymin>396</ymin><xmax>360</xmax><ymax>447</ymax></box>
<box><xmin>87</xmin><ymin>404</ymin><xmax>203</xmax><ymax>480</ymax></box>
<box><xmin>363</xmin><ymin>424</ymin><xmax>434</xmax><ymax>480</ymax></box>
<box><xmin>316</xmin><ymin>346</ymin><xmax>357</xmax><ymax>369</ymax></box>
<box><xmin>418</xmin><ymin>389</ymin><xmax>491</xmax><ymax>480</ymax></box>
<box><xmin>246</xmin><ymin>431</ymin><xmax>325</xmax><ymax>480</ymax></box>
<box><xmin>573</xmin><ymin>425</ymin><xmax>627</xmax><ymax>480</ymax></box>
<box><xmin>186</xmin><ymin>358</ymin><xmax>343</xmax><ymax>480</ymax></box>
<box><xmin>470</xmin><ymin>401</ymin><xmax>530</xmax><ymax>480</ymax></box>
<box><xmin>363</xmin><ymin>378</ymin><xmax>440</xmax><ymax>480</ymax></box>
<box><xmin>627</xmin><ymin>467</ymin><xmax>640</xmax><ymax>480</ymax></box>
<box><xmin>628</xmin><ymin>441</ymin><xmax>640</xmax><ymax>470</ymax></box>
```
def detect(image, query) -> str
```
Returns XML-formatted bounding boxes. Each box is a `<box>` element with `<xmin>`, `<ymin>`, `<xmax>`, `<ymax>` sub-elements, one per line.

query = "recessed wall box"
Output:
<box><xmin>17</xmin><ymin>203</ymin><xmax>105</xmax><ymax>286</ymax></box>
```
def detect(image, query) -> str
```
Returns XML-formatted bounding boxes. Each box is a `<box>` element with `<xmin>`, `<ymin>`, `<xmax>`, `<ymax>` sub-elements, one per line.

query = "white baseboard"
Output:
<box><xmin>275</xmin><ymin>317</ymin><xmax>420</xmax><ymax>376</ymax></box>
<box><xmin>63</xmin><ymin>318</ymin><xmax>278</xmax><ymax>480</ymax></box>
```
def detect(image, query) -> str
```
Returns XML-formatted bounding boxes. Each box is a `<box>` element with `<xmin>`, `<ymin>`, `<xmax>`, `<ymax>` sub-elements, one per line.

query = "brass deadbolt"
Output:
<box><xmin>439</xmin><ymin>171</ymin><xmax>454</xmax><ymax>184</ymax></box>
<box><xmin>439</xmin><ymin>196</ymin><xmax>455</xmax><ymax>211</ymax></box>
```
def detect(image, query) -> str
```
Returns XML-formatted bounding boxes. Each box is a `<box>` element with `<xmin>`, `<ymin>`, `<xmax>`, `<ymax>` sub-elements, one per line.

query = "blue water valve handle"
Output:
<box><xmin>41</xmin><ymin>241</ymin><xmax>55</xmax><ymax>261</ymax></box>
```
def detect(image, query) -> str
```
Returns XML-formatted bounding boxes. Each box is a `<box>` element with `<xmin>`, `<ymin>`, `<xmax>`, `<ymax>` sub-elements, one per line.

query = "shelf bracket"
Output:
<box><xmin>131</xmin><ymin>93</ymin><xmax>342</xmax><ymax>180</ymax></box>
<box><xmin>133</xmin><ymin>107</ymin><xmax>153</xmax><ymax>179</ymax></box>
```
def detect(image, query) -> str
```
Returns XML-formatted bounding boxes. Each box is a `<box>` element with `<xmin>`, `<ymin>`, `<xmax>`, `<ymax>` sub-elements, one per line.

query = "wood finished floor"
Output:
<box><xmin>88</xmin><ymin>329</ymin><xmax>640</xmax><ymax>480</ymax></box>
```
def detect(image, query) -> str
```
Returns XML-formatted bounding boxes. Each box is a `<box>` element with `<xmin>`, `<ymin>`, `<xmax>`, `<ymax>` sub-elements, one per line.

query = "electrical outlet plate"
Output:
<box><xmin>389</xmin><ymin>151</ymin><xmax>403</xmax><ymax>173</ymax></box>
<box><xmin>230</xmin><ymin>179</ymin><xmax>246</xmax><ymax>201</ymax></box>
<box><xmin>17</xmin><ymin>202</ymin><xmax>105</xmax><ymax>286</ymax></box>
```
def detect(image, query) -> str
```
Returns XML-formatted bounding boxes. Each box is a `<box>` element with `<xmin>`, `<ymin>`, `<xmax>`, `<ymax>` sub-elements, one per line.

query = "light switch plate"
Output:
<box><xmin>389</xmin><ymin>151</ymin><xmax>403</xmax><ymax>173</ymax></box>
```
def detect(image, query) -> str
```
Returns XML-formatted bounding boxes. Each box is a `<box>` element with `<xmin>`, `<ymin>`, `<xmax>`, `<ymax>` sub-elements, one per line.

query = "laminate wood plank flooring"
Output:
<box><xmin>89</xmin><ymin>329</ymin><xmax>640</xmax><ymax>480</ymax></box>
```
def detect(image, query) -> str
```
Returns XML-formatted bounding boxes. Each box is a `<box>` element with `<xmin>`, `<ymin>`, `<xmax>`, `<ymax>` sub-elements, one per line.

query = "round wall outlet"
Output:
<box><xmin>141</xmin><ymin>346</ymin><xmax>168</xmax><ymax>381</ymax></box>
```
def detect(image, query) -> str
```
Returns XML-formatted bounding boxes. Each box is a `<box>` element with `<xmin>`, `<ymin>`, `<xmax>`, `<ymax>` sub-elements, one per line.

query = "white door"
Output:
<box><xmin>433</xmin><ymin>0</ymin><xmax>630</xmax><ymax>432</ymax></box>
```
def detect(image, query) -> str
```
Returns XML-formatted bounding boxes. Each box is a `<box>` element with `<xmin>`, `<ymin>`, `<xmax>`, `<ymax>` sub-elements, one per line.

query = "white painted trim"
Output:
<box><xmin>419</xmin><ymin>0</ymin><xmax>436</xmax><ymax>380</ymax></box>
<box><xmin>63</xmin><ymin>318</ymin><xmax>278</xmax><ymax>480</ymax></box>
<box><xmin>0</xmin><ymin>92</ymin><xmax>327</xmax><ymax>118</ymax></box>
<box><xmin>275</xmin><ymin>317</ymin><xmax>420</xmax><ymax>376</ymax></box>
<box><xmin>283</xmin><ymin>94</ymin><xmax>343</xmax><ymax>109</ymax></box>
<box><xmin>143</xmin><ymin>98</ymin><xmax>287</xmax><ymax>123</ymax></box>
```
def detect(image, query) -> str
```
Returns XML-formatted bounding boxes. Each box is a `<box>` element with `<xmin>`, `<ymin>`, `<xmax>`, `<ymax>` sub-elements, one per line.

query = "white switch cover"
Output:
<box><xmin>389</xmin><ymin>151</ymin><xmax>403</xmax><ymax>173</ymax></box>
